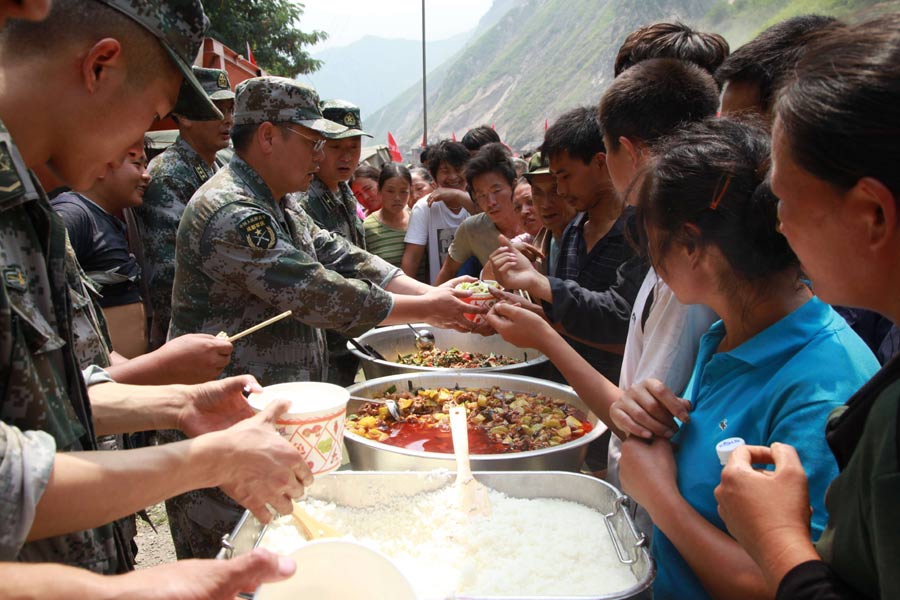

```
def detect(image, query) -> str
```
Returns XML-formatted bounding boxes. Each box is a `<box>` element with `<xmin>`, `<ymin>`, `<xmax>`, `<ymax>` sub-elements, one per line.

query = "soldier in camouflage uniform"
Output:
<box><xmin>136</xmin><ymin>66</ymin><xmax>236</xmax><ymax>351</ymax></box>
<box><xmin>297</xmin><ymin>99</ymin><xmax>373</xmax><ymax>385</ymax></box>
<box><xmin>167</xmin><ymin>77</ymin><xmax>478</xmax><ymax>558</ymax></box>
<box><xmin>0</xmin><ymin>0</ymin><xmax>220</xmax><ymax>573</ymax></box>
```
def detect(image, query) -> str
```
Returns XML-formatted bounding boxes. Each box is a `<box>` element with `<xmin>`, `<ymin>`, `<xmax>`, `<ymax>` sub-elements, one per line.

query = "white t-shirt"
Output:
<box><xmin>607</xmin><ymin>268</ymin><xmax>718</xmax><ymax>536</ymax></box>
<box><xmin>404</xmin><ymin>194</ymin><xmax>470</xmax><ymax>284</ymax></box>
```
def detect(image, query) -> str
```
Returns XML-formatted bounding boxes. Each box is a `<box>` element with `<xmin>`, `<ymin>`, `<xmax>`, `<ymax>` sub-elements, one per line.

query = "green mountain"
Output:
<box><xmin>368</xmin><ymin>0</ymin><xmax>897</xmax><ymax>153</ymax></box>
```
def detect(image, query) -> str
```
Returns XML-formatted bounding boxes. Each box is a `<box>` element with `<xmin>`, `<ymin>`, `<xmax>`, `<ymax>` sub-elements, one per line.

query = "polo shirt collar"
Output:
<box><xmin>706</xmin><ymin>296</ymin><xmax>831</xmax><ymax>368</ymax></box>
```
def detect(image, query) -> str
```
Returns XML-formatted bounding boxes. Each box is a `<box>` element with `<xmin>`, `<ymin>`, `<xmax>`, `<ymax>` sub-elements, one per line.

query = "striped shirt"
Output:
<box><xmin>364</xmin><ymin>213</ymin><xmax>408</xmax><ymax>269</ymax></box>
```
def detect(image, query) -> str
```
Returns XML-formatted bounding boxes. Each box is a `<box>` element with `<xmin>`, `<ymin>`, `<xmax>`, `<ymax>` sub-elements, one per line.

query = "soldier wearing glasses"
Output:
<box><xmin>168</xmin><ymin>77</ymin><xmax>475</xmax><ymax>557</ymax></box>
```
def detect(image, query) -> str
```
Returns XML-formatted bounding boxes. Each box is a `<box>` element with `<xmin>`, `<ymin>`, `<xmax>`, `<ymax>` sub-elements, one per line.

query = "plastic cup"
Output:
<box><xmin>247</xmin><ymin>382</ymin><xmax>349</xmax><ymax>476</ymax></box>
<box><xmin>458</xmin><ymin>280</ymin><xmax>500</xmax><ymax>324</ymax></box>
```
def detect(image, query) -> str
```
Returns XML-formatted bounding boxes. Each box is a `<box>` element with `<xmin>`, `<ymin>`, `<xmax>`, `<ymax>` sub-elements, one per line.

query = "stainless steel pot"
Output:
<box><xmin>347</xmin><ymin>324</ymin><xmax>550</xmax><ymax>379</ymax></box>
<box><xmin>344</xmin><ymin>372</ymin><xmax>606</xmax><ymax>472</ymax></box>
<box><xmin>219</xmin><ymin>471</ymin><xmax>653</xmax><ymax>600</ymax></box>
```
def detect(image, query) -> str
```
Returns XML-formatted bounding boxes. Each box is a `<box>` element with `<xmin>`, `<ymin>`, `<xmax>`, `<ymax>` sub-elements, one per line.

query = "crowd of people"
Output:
<box><xmin>0</xmin><ymin>0</ymin><xmax>898</xmax><ymax>598</ymax></box>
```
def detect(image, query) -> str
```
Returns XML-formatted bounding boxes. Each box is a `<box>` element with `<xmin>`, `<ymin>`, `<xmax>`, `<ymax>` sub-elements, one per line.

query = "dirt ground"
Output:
<box><xmin>134</xmin><ymin>502</ymin><xmax>177</xmax><ymax>568</ymax></box>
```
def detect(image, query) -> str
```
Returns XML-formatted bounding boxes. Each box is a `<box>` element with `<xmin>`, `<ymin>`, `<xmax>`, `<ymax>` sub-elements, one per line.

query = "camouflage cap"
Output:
<box><xmin>524</xmin><ymin>151</ymin><xmax>551</xmax><ymax>179</ymax></box>
<box><xmin>320</xmin><ymin>99</ymin><xmax>373</xmax><ymax>139</ymax></box>
<box><xmin>94</xmin><ymin>0</ymin><xmax>222</xmax><ymax>121</ymax></box>
<box><xmin>171</xmin><ymin>66</ymin><xmax>234</xmax><ymax>120</ymax></box>
<box><xmin>233</xmin><ymin>77</ymin><xmax>347</xmax><ymax>136</ymax></box>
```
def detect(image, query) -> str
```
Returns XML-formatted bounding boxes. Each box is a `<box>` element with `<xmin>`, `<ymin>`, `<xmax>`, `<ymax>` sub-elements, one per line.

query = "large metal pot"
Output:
<box><xmin>219</xmin><ymin>471</ymin><xmax>653</xmax><ymax>600</ymax></box>
<box><xmin>347</xmin><ymin>323</ymin><xmax>549</xmax><ymax>379</ymax></box>
<box><xmin>344</xmin><ymin>372</ymin><xmax>606</xmax><ymax>472</ymax></box>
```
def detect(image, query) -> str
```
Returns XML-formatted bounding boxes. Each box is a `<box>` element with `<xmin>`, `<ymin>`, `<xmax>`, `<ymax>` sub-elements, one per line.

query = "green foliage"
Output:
<box><xmin>204</xmin><ymin>0</ymin><xmax>327</xmax><ymax>77</ymax></box>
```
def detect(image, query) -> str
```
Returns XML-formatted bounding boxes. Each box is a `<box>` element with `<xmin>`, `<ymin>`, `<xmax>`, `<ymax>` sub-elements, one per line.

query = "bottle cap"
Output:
<box><xmin>716</xmin><ymin>437</ymin><xmax>746</xmax><ymax>466</ymax></box>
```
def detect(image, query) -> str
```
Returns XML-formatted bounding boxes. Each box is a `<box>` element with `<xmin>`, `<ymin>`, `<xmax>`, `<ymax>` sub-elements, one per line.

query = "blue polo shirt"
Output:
<box><xmin>652</xmin><ymin>297</ymin><xmax>878</xmax><ymax>600</ymax></box>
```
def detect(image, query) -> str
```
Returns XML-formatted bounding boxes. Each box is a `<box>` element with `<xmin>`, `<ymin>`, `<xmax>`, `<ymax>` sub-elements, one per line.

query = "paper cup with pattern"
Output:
<box><xmin>456</xmin><ymin>280</ymin><xmax>500</xmax><ymax>324</ymax></box>
<box><xmin>248</xmin><ymin>382</ymin><xmax>349</xmax><ymax>475</ymax></box>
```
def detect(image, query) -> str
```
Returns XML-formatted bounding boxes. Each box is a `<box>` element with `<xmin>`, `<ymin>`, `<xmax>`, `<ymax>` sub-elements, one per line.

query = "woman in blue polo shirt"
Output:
<box><xmin>609</xmin><ymin>118</ymin><xmax>878</xmax><ymax>600</ymax></box>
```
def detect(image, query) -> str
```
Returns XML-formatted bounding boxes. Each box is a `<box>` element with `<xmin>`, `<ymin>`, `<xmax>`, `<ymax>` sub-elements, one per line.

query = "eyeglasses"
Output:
<box><xmin>282</xmin><ymin>126</ymin><xmax>326</xmax><ymax>152</ymax></box>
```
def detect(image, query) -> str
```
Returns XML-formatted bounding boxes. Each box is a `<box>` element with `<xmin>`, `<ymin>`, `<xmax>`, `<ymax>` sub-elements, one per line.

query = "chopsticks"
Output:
<box><xmin>216</xmin><ymin>310</ymin><xmax>293</xmax><ymax>342</ymax></box>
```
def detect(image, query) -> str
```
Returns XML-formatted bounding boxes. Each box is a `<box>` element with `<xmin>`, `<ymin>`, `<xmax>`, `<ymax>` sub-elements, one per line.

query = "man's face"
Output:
<box><xmin>435</xmin><ymin>161</ymin><xmax>466</xmax><ymax>190</ymax></box>
<box><xmin>94</xmin><ymin>146</ymin><xmax>149</xmax><ymax>210</ymax></box>
<box><xmin>529</xmin><ymin>173</ymin><xmax>575</xmax><ymax>236</ymax></box>
<box><xmin>471</xmin><ymin>171</ymin><xmax>516</xmax><ymax>226</ymax></box>
<box><xmin>55</xmin><ymin>71</ymin><xmax>181</xmax><ymax>191</ymax></box>
<box><xmin>512</xmin><ymin>181</ymin><xmax>540</xmax><ymax>236</ymax></box>
<box><xmin>182</xmin><ymin>98</ymin><xmax>235</xmax><ymax>156</ymax></box>
<box><xmin>275</xmin><ymin>124</ymin><xmax>325</xmax><ymax>194</ymax></box>
<box><xmin>548</xmin><ymin>150</ymin><xmax>607</xmax><ymax>212</ymax></box>
<box><xmin>318</xmin><ymin>136</ymin><xmax>363</xmax><ymax>188</ymax></box>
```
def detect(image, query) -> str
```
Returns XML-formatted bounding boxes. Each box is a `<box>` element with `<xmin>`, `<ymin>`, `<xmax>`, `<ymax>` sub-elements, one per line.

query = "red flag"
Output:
<box><xmin>451</xmin><ymin>131</ymin><xmax>457</xmax><ymax>142</ymax></box>
<box><xmin>544</xmin><ymin>118</ymin><xmax>549</xmax><ymax>131</ymax></box>
<box><xmin>387</xmin><ymin>132</ymin><xmax>403</xmax><ymax>162</ymax></box>
<box><xmin>491</xmin><ymin>123</ymin><xmax>496</xmax><ymax>130</ymax></box>
<box><xmin>421</xmin><ymin>133</ymin><xmax>427</xmax><ymax>148</ymax></box>
<box><xmin>246</xmin><ymin>42</ymin><xmax>257</xmax><ymax>66</ymax></box>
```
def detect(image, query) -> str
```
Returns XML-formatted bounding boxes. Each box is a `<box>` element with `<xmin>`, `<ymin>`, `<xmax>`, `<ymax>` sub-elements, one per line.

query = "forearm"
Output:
<box><xmin>652</xmin><ymin>494</ymin><xmax>772</xmax><ymax>600</ymax></box>
<box><xmin>1</xmin><ymin>563</ymin><xmax>110</xmax><ymax>599</ymax></box>
<box><xmin>28</xmin><ymin>437</ymin><xmax>219</xmax><ymax>542</ymax></box>
<box><xmin>524</xmin><ymin>273</ymin><xmax>553</xmax><ymax>303</ymax></box>
<box><xmin>540</xmin><ymin>332</ymin><xmax>624</xmax><ymax>438</ymax></box>
<box><xmin>88</xmin><ymin>382</ymin><xmax>188</xmax><ymax>435</ymax></box>
<box><xmin>400</xmin><ymin>244</ymin><xmax>425</xmax><ymax>280</ymax></box>
<box><xmin>104</xmin><ymin>351</ymin><xmax>171</xmax><ymax>385</ymax></box>
<box><xmin>381</xmin><ymin>294</ymin><xmax>431</xmax><ymax>325</ymax></box>
<box><xmin>385</xmin><ymin>273</ymin><xmax>431</xmax><ymax>296</ymax></box>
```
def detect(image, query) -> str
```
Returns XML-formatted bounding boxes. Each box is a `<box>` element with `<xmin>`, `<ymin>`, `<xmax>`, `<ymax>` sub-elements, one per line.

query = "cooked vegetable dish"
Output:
<box><xmin>396</xmin><ymin>347</ymin><xmax>520</xmax><ymax>368</ymax></box>
<box><xmin>347</xmin><ymin>386</ymin><xmax>592</xmax><ymax>453</ymax></box>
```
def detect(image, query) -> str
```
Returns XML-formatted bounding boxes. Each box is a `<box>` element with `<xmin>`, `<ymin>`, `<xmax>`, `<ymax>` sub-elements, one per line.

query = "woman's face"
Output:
<box><xmin>770</xmin><ymin>120</ymin><xmax>858</xmax><ymax>305</ymax></box>
<box><xmin>378</xmin><ymin>176</ymin><xmax>410</xmax><ymax>215</ymax></box>
<box><xmin>471</xmin><ymin>171</ymin><xmax>516</xmax><ymax>226</ymax></box>
<box><xmin>352</xmin><ymin>176</ymin><xmax>380</xmax><ymax>212</ymax></box>
<box><xmin>410</xmin><ymin>173</ymin><xmax>435</xmax><ymax>203</ymax></box>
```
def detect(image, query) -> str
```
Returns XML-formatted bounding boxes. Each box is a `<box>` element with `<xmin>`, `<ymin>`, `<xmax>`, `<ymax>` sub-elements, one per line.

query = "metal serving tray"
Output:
<box><xmin>219</xmin><ymin>471</ymin><xmax>653</xmax><ymax>600</ymax></box>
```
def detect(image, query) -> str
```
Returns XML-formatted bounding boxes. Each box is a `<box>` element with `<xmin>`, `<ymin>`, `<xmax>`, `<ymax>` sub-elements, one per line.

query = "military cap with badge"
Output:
<box><xmin>171</xmin><ymin>66</ymin><xmax>235</xmax><ymax>119</ymax></box>
<box><xmin>233</xmin><ymin>76</ymin><xmax>348</xmax><ymax>137</ymax></box>
<box><xmin>523</xmin><ymin>151</ymin><xmax>551</xmax><ymax>180</ymax></box>
<box><xmin>319</xmin><ymin>99</ymin><xmax>373</xmax><ymax>139</ymax></box>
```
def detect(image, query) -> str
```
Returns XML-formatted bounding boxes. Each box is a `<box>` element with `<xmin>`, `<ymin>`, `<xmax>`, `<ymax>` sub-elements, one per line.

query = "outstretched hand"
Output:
<box><xmin>177</xmin><ymin>375</ymin><xmax>262</xmax><ymax>438</ymax></box>
<box><xmin>484</xmin><ymin>301</ymin><xmax>552</xmax><ymax>350</ymax></box>
<box><xmin>488</xmin><ymin>235</ymin><xmax>543</xmax><ymax>292</ymax></box>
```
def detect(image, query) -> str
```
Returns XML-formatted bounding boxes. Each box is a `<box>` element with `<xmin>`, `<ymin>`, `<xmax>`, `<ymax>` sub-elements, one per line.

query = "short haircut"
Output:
<box><xmin>352</xmin><ymin>163</ymin><xmax>380</xmax><ymax>184</ymax></box>
<box><xmin>715</xmin><ymin>15</ymin><xmax>841</xmax><ymax>113</ymax></box>
<box><xmin>426</xmin><ymin>140</ymin><xmax>470</xmax><ymax>180</ymax></box>
<box><xmin>461</xmin><ymin>125</ymin><xmax>501</xmax><ymax>152</ymax></box>
<box><xmin>464</xmin><ymin>143</ymin><xmax>516</xmax><ymax>190</ymax></box>
<box><xmin>599</xmin><ymin>58</ymin><xmax>719</xmax><ymax>151</ymax></box>
<box><xmin>540</xmin><ymin>107</ymin><xmax>605</xmax><ymax>165</ymax></box>
<box><xmin>409</xmin><ymin>166</ymin><xmax>434</xmax><ymax>184</ymax></box>
<box><xmin>2</xmin><ymin>0</ymin><xmax>173</xmax><ymax>88</ymax></box>
<box><xmin>378</xmin><ymin>163</ymin><xmax>411</xmax><ymax>189</ymax></box>
<box><xmin>614</xmin><ymin>22</ymin><xmax>729</xmax><ymax>77</ymax></box>
<box><xmin>231</xmin><ymin>123</ymin><xmax>261</xmax><ymax>154</ymax></box>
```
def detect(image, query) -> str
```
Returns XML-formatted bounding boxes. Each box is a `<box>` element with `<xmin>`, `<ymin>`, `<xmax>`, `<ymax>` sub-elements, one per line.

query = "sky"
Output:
<box><xmin>297</xmin><ymin>0</ymin><xmax>495</xmax><ymax>51</ymax></box>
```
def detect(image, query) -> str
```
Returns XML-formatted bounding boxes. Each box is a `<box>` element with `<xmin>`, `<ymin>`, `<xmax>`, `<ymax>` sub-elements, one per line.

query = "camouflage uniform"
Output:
<box><xmin>0</xmin><ymin>119</ymin><xmax>129</xmax><ymax>572</ymax></box>
<box><xmin>164</xmin><ymin>77</ymin><xmax>397</xmax><ymax>558</ymax></box>
<box><xmin>135</xmin><ymin>67</ymin><xmax>234</xmax><ymax>351</ymax></box>
<box><xmin>0</xmin><ymin>423</ymin><xmax>56</xmax><ymax>560</ymax></box>
<box><xmin>0</xmin><ymin>0</ymin><xmax>219</xmax><ymax>572</ymax></box>
<box><xmin>296</xmin><ymin>99</ymin><xmax>372</xmax><ymax>385</ymax></box>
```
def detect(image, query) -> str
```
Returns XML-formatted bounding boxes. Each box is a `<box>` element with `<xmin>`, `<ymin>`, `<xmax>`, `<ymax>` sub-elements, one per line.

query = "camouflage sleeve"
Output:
<box><xmin>200</xmin><ymin>203</ymin><xmax>394</xmax><ymax>337</ymax></box>
<box><xmin>0</xmin><ymin>423</ymin><xmax>55</xmax><ymax>560</ymax></box>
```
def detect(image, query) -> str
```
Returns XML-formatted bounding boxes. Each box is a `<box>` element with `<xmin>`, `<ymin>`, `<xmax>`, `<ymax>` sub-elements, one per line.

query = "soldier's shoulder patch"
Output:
<box><xmin>194</xmin><ymin>163</ymin><xmax>210</xmax><ymax>182</ymax></box>
<box><xmin>237</xmin><ymin>213</ymin><xmax>278</xmax><ymax>250</ymax></box>
<box><xmin>3</xmin><ymin>266</ymin><xmax>27</xmax><ymax>292</ymax></box>
<box><xmin>0</xmin><ymin>142</ymin><xmax>24</xmax><ymax>201</ymax></box>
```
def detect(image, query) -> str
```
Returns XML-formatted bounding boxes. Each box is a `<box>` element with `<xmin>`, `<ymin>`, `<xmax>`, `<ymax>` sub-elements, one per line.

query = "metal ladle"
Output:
<box><xmin>406</xmin><ymin>323</ymin><xmax>435</xmax><ymax>351</ymax></box>
<box><xmin>350</xmin><ymin>395</ymin><xmax>403</xmax><ymax>421</ymax></box>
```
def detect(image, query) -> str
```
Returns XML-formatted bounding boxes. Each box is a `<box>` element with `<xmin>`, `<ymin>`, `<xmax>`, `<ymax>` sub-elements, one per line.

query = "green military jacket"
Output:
<box><xmin>297</xmin><ymin>178</ymin><xmax>366</xmax><ymax>249</ymax></box>
<box><xmin>136</xmin><ymin>136</ymin><xmax>216</xmax><ymax>350</ymax></box>
<box><xmin>170</xmin><ymin>155</ymin><xmax>396</xmax><ymax>385</ymax></box>
<box><xmin>0</xmin><ymin>119</ymin><xmax>127</xmax><ymax>572</ymax></box>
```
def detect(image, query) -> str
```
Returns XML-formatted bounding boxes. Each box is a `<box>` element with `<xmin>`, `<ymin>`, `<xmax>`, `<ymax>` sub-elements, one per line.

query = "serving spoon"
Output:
<box><xmin>449</xmin><ymin>405</ymin><xmax>492</xmax><ymax>517</ymax></box>
<box><xmin>406</xmin><ymin>323</ymin><xmax>436</xmax><ymax>351</ymax></box>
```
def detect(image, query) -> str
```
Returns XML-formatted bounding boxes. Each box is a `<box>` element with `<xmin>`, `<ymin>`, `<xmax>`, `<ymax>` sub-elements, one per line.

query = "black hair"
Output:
<box><xmin>378</xmin><ymin>163</ymin><xmax>412</xmax><ymax>190</ymax></box>
<box><xmin>419</xmin><ymin>144</ymin><xmax>433</xmax><ymax>166</ymax></box>
<box><xmin>599</xmin><ymin>58</ymin><xmax>720</xmax><ymax>151</ymax></box>
<box><xmin>464</xmin><ymin>143</ymin><xmax>516</xmax><ymax>190</ymax></box>
<box><xmin>231</xmin><ymin>123</ymin><xmax>261</xmax><ymax>154</ymax></box>
<box><xmin>635</xmin><ymin>117</ymin><xmax>798</xmax><ymax>283</ymax></box>
<box><xmin>614</xmin><ymin>22</ymin><xmax>730</xmax><ymax>77</ymax></box>
<box><xmin>461</xmin><ymin>125</ymin><xmax>501</xmax><ymax>152</ymax></box>
<box><xmin>351</xmin><ymin>163</ymin><xmax>380</xmax><ymax>184</ymax></box>
<box><xmin>540</xmin><ymin>107</ymin><xmax>605</xmax><ymax>165</ymax></box>
<box><xmin>3</xmin><ymin>0</ymin><xmax>173</xmax><ymax>86</ymax></box>
<box><xmin>776</xmin><ymin>14</ymin><xmax>900</xmax><ymax>198</ymax></box>
<box><xmin>426</xmin><ymin>140</ymin><xmax>470</xmax><ymax>180</ymax></box>
<box><xmin>715</xmin><ymin>15</ymin><xmax>841</xmax><ymax>113</ymax></box>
